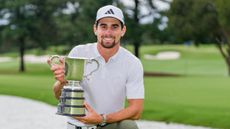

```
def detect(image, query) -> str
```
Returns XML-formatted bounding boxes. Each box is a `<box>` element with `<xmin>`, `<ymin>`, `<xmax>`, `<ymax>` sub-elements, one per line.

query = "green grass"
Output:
<box><xmin>0</xmin><ymin>74</ymin><xmax>58</xmax><ymax>105</ymax></box>
<box><xmin>0</xmin><ymin>44</ymin><xmax>230</xmax><ymax>129</ymax></box>
<box><xmin>143</xmin><ymin>77</ymin><xmax>230</xmax><ymax>129</ymax></box>
<box><xmin>139</xmin><ymin>45</ymin><xmax>227</xmax><ymax>76</ymax></box>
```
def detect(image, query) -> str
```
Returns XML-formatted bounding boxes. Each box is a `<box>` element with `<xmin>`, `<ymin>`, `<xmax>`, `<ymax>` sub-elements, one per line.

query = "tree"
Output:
<box><xmin>118</xmin><ymin>0</ymin><xmax>170</xmax><ymax>57</ymax></box>
<box><xmin>213</xmin><ymin>0</ymin><xmax>230</xmax><ymax>76</ymax></box>
<box><xmin>167</xmin><ymin>0</ymin><xmax>219</xmax><ymax>45</ymax></box>
<box><xmin>167</xmin><ymin>0</ymin><xmax>230</xmax><ymax>76</ymax></box>
<box><xmin>0</xmin><ymin>0</ymin><xmax>68</xmax><ymax>72</ymax></box>
<box><xmin>128</xmin><ymin>0</ymin><xmax>142</xmax><ymax>58</ymax></box>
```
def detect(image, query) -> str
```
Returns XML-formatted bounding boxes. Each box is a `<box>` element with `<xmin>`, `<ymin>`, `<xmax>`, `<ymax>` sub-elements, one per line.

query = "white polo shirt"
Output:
<box><xmin>67</xmin><ymin>43</ymin><xmax>144</xmax><ymax>125</ymax></box>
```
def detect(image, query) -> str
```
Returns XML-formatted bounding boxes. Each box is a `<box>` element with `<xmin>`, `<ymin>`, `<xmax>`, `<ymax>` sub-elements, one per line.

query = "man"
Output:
<box><xmin>49</xmin><ymin>5</ymin><xmax>144</xmax><ymax>129</ymax></box>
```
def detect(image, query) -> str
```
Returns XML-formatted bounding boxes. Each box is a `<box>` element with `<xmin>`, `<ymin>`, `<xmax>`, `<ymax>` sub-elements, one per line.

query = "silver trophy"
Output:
<box><xmin>49</xmin><ymin>55</ymin><xmax>99</xmax><ymax>116</ymax></box>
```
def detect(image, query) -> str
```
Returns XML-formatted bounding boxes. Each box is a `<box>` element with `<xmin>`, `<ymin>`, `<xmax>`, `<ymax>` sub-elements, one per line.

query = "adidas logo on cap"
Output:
<box><xmin>105</xmin><ymin>9</ymin><xmax>115</xmax><ymax>15</ymax></box>
<box><xmin>96</xmin><ymin>5</ymin><xmax>125</xmax><ymax>24</ymax></box>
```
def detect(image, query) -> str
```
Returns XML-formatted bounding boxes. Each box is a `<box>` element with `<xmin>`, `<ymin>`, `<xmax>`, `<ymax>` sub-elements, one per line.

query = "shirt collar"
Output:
<box><xmin>93</xmin><ymin>43</ymin><xmax>101</xmax><ymax>59</ymax></box>
<box><xmin>108</xmin><ymin>46</ymin><xmax>121</xmax><ymax>62</ymax></box>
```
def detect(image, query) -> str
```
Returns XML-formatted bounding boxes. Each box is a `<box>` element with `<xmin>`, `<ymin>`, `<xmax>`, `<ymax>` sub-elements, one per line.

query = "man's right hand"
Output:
<box><xmin>47</xmin><ymin>57</ymin><xmax>66</xmax><ymax>83</ymax></box>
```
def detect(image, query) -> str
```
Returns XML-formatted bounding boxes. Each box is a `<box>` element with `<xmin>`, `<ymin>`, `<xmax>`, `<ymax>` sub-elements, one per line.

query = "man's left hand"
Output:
<box><xmin>74</xmin><ymin>102</ymin><xmax>102</xmax><ymax>125</ymax></box>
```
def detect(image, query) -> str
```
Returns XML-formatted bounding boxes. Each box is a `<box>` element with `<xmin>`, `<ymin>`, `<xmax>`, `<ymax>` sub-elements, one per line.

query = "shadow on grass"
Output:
<box><xmin>144</xmin><ymin>71</ymin><xmax>183</xmax><ymax>77</ymax></box>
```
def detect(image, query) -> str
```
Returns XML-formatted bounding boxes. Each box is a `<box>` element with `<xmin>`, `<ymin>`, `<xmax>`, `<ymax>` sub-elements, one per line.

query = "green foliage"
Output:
<box><xmin>215</xmin><ymin>0</ymin><xmax>230</xmax><ymax>34</ymax></box>
<box><xmin>167</xmin><ymin>0</ymin><xmax>219</xmax><ymax>44</ymax></box>
<box><xmin>0</xmin><ymin>0</ymin><xmax>168</xmax><ymax>52</ymax></box>
<box><xmin>0</xmin><ymin>0</ymin><xmax>67</xmax><ymax>49</ymax></box>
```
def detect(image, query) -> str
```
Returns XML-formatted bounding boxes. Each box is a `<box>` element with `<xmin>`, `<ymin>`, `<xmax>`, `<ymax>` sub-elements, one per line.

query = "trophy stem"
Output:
<box><xmin>67</xmin><ymin>80</ymin><xmax>81</xmax><ymax>87</ymax></box>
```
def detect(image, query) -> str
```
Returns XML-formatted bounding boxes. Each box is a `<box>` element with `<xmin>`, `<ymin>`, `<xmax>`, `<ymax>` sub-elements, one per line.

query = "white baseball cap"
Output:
<box><xmin>96</xmin><ymin>5</ymin><xmax>125</xmax><ymax>25</ymax></box>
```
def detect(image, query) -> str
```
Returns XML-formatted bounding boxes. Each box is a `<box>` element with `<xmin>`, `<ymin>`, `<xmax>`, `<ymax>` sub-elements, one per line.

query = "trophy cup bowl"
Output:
<box><xmin>65</xmin><ymin>57</ymin><xmax>85</xmax><ymax>81</ymax></box>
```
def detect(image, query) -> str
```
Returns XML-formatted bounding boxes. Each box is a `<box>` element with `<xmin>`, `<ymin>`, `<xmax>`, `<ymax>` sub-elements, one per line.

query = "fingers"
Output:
<box><xmin>74</xmin><ymin>103</ymin><xmax>101</xmax><ymax>124</ymax></box>
<box><xmin>74</xmin><ymin>116</ymin><xmax>88</xmax><ymax>124</ymax></box>
<box><xmin>84</xmin><ymin>102</ymin><xmax>94</xmax><ymax>113</ymax></box>
<box><xmin>50</xmin><ymin>65</ymin><xmax>64</xmax><ymax>74</ymax></box>
<box><xmin>50</xmin><ymin>64</ymin><xmax>65</xmax><ymax>82</ymax></box>
<box><xmin>52</xmin><ymin>65</ymin><xmax>64</xmax><ymax>74</ymax></box>
<box><xmin>47</xmin><ymin>56</ymin><xmax>66</xmax><ymax>83</ymax></box>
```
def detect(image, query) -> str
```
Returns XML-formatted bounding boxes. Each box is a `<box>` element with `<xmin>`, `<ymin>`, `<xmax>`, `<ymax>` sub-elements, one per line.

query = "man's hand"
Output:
<box><xmin>47</xmin><ymin>57</ymin><xmax>65</xmax><ymax>83</ymax></box>
<box><xmin>74</xmin><ymin>102</ymin><xmax>102</xmax><ymax>125</ymax></box>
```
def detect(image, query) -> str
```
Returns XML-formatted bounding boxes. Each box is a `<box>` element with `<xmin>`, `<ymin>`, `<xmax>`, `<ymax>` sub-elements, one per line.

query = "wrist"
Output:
<box><xmin>58</xmin><ymin>80</ymin><xmax>67</xmax><ymax>86</ymax></box>
<box><xmin>98</xmin><ymin>114</ymin><xmax>107</xmax><ymax>126</ymax></box>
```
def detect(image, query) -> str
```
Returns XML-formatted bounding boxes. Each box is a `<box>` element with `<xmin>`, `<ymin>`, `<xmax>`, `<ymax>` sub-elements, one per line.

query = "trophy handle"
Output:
<box><xmin>49</xmin><ymin>55</ymin><xmax>61</xmax><ymax>66</ymax></box>
<box><xmin>84</xmin><ymin>59</ymin><xmax>99</xmax><ymax>80</ymax></box>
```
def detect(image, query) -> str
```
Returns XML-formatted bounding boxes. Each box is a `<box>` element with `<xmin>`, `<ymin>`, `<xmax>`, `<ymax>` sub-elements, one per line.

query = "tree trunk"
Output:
<box><xmin>227</xmin><ymin>57</ymin><xmax>230</xmax><ymax>76</ymax></box>
<box><xmin>216</xmin><ymin>42</ymin><xmax>230</xmax><ymax>76</ymax></box>
<box><xmin>133</xmin><ymin>0</ymin><xmax>141</xmax><ymax>58</ymax></box>
<box><xmin>134</xmin><ymin>42</ymin><xmax>140</xmax><ymax>58</ymax></box>
<box><xmin>19</xmin><ymin>37</ymin><xmax>25</xmax><ymax>72</ymax></box>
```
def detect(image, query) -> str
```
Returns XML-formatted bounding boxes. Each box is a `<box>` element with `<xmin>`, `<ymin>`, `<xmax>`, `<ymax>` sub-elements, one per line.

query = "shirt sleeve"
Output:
<box><xmin>126</xmin><ymin>59</ymin><xmax>145</xmax><ymax>99</ymax></box>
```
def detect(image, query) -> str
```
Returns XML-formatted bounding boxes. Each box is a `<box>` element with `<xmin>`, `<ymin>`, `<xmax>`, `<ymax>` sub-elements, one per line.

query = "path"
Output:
<box><xmin>0</xmin><ymin>95</ymin><xmax>214</xmax><ymax>129</ymax></box>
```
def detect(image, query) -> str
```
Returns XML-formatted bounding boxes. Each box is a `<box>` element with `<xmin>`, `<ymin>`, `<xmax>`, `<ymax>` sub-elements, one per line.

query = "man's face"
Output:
<box><xmin>94</xmin><ymin>17</ymin><xmax>126</xmax><ymax>49</ymax></box>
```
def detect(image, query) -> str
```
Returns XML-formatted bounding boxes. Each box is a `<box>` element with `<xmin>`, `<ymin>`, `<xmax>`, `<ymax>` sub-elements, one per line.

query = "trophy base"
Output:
<box><xmin>56</xmin><ymin>104</ymin><xmax>85</xmax><ymax>117</ymax></box>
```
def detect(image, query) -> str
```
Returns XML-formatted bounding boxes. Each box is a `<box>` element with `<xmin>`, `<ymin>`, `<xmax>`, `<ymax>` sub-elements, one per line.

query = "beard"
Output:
<box><xmin>100</xmin><ymin>36</ymin><xmax>118</xmax><ymax>49</ymax></box>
